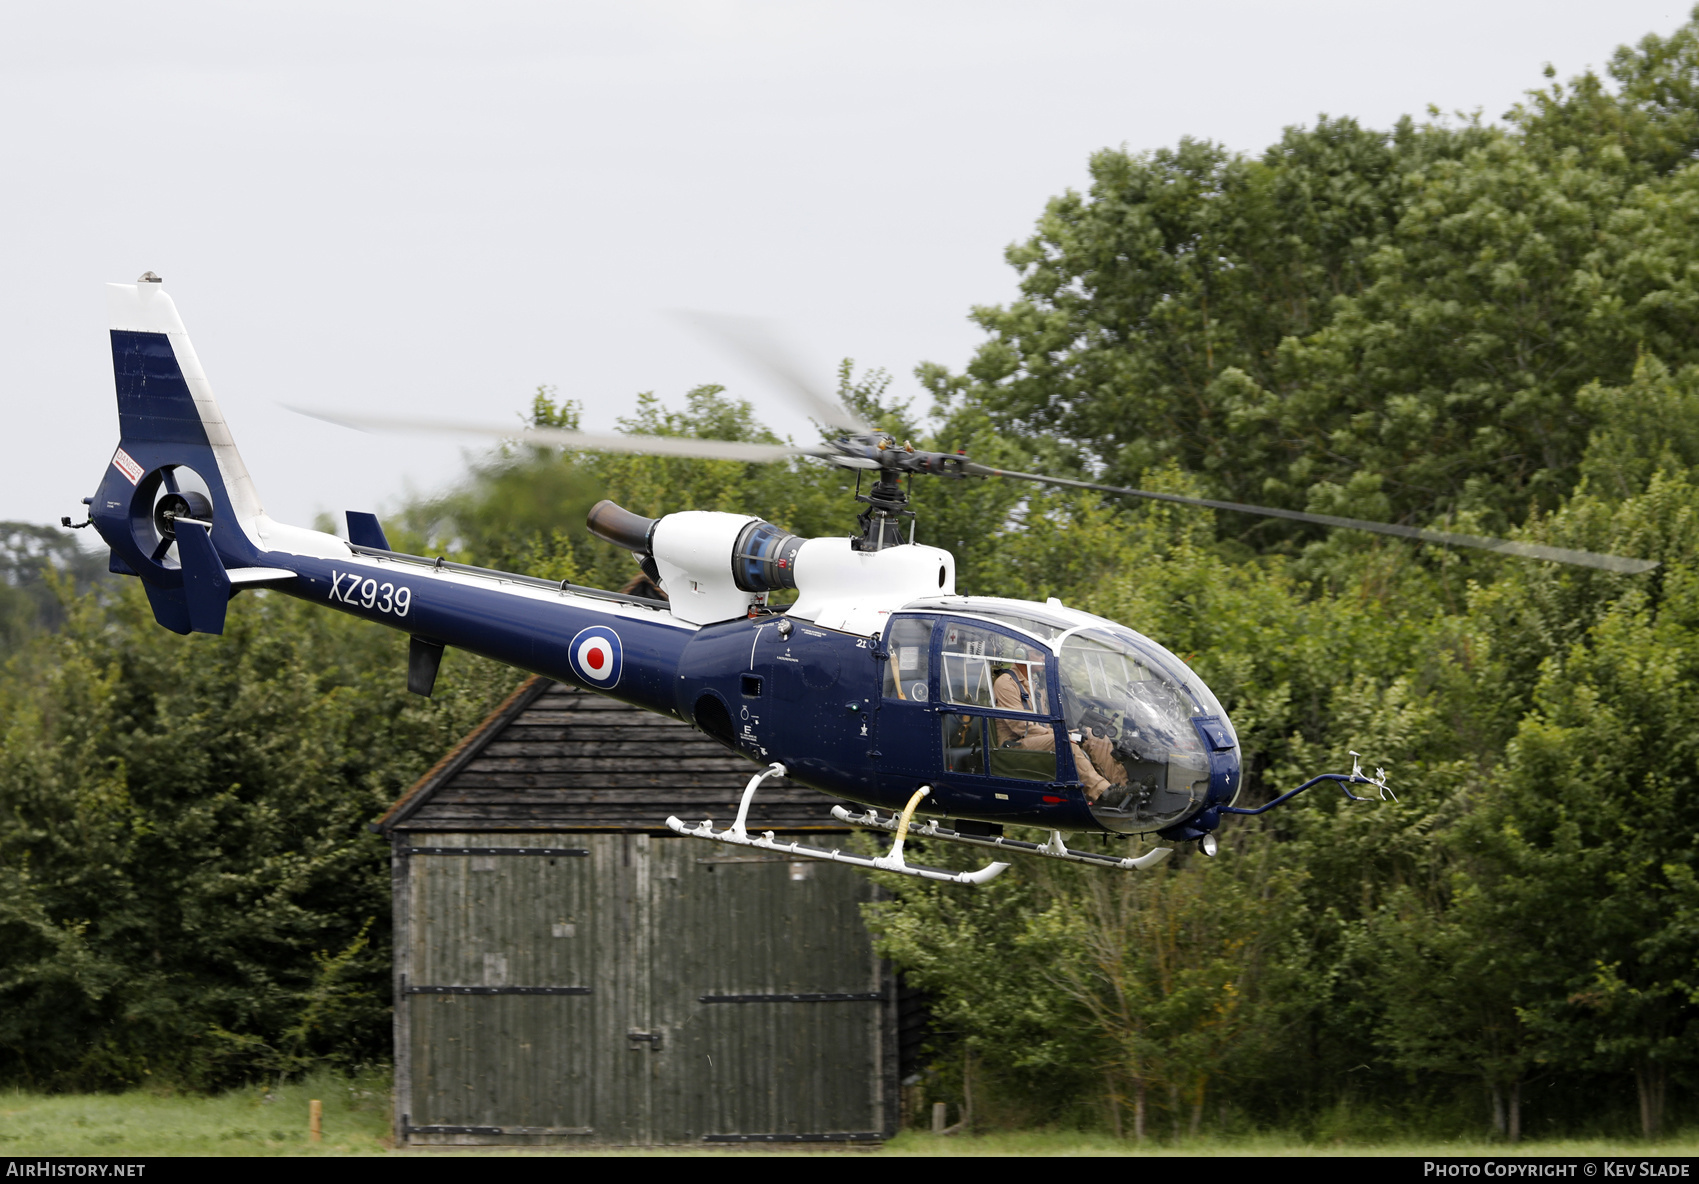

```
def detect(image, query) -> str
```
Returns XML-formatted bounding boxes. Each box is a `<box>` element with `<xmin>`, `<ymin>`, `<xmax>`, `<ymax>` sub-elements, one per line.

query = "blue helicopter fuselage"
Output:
<box><xmin>267</xmin><ymin>549</ymin><xmax>1159</xmax><ymax>834</ymax></box>
<box><xmin>85</xmin><ymin>282</ymin><xmax>1241</xmax><ymax>842</ymax></box>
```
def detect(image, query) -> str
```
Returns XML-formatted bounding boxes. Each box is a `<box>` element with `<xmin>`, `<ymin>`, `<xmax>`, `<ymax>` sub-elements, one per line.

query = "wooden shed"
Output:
<box><xmin>374</xmin><ymin>677</ymin><xmax>901</xmax><ymax>1146</ymax></box>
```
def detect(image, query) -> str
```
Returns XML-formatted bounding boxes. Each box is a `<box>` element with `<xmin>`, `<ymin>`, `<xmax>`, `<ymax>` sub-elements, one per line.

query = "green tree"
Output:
<box><xmin>0</xmin><ymin>579</ymin><xmax>516</xmax><ymax>1089</ymax></box>
<box><xmin>1372</xmin><ymin>879</ymin><xmax>1540</xmax><ymax>1140</ymax></box>
<box><xmin>865</xmin><ymin>856</ymin><xmax>1105</xmax><ymax>1127</ymax></box>
<box><xmin>0</xmin><ymin>523</ymin><xmax>111</xmax><ymax>650</ymax></box>
<box><xmin>1514</xmin><ymin>7</ymin><xmax>1699</xmax><ymax>179</ymax></box>
<box><xmin>923</xmin><ymin>11</ymin><xmax>1699</xmax><ymax>551</ymax></box>
<box><xmin>1027</xmin><ymin>847</ymin><xmax>1301</xmax><ymax>1141</ymax></box>
<box><xmin>1466</xmin><ymin>566</ymin><xmax>1699</xmax><ymax>1138</ymax></box>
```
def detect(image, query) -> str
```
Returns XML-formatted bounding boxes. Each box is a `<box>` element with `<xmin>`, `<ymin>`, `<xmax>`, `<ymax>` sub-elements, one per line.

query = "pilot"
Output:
<box><xmin>992</xmin><ymin>651</ymin><xmax>1126</xmax><ymax>802</ymax></box>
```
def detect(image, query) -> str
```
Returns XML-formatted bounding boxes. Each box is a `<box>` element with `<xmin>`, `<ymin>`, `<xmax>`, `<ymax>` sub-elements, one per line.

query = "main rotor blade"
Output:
<box><xmin>672</xmin><ymin>310</ymin><xmax>874</xmax><ymax>434</ymax></box>
<box><xmin>965</xmin><ymin>463</ymin><xmax>1659</xmax><ymax>574</ymax></box>
<box><xmin>287</xmin><ymin>407</ymin><xmax>833</xmax><ymax>464</ymax></box>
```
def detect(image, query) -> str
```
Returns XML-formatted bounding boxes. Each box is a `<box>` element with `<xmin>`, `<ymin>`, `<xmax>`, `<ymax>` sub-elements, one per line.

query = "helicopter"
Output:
<box><xmin>71</xmin><ymin>277</ymin><xmax>1658</xmax><ymax>884</ymax></box>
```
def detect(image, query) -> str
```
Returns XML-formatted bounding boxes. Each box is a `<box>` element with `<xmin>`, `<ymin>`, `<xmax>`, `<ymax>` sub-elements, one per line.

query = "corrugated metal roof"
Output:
<box><xmin>376</xmin><ymin>677</ymin><xmax>852</xmax><ymax>834</ymax></box>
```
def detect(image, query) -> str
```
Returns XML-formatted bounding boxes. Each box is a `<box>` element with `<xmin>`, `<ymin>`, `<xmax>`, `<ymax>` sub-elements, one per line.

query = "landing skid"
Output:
<box><xmin>666</xmin><ymin>764</ymin><xmax>1010</xmax><ymax>884</ymax></box>
<box><xmin>666</xmin><ymin>764</ymin><xmax>1171</xmax><ymax>883</ymax></box>
<box><xmin>831</xmin><ymin>807</ymin><xmax>1173</xmax><ymax>872</ymax></box>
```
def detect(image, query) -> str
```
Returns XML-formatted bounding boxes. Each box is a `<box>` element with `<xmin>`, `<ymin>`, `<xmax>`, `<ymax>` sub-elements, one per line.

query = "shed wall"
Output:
<box><xmin>396</xmin><ymin>831</ymin><xmax>894</xmax><ymax>1146</ymax></box>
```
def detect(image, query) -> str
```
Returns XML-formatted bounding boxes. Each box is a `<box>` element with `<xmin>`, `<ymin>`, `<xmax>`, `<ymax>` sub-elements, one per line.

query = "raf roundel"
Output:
<box><xmin>568</xmin><ymin>625</ymin><xmax>623</xmax><ymax>689</ymax></box>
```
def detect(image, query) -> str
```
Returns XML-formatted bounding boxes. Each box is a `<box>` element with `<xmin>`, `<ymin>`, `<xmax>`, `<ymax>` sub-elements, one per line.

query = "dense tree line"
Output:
<box><xmin>869</xmin><ymin>13</ymin><xmax>1699</xmax><ymax>1140</ymax></box>
<box><xmin>3</xmin><ymin>9</ymin><xmax>1699</xmax><ymax>1140</ymax></box>
<box><xmin>0</xmin><ymin>575</ymin><xmax>516</xmax><ymax>1089</ymax></box>
<box><xmin>918</xmin><ymin>12</ymin><xmax>1699</xmax><ymax>544</ymax></box>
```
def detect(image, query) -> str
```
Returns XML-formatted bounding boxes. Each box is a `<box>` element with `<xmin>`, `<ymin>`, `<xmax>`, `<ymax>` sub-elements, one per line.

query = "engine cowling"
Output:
<box><xmin>586</xmin><ymin>500</ymin><xmax>955</xmax><ymax>630</ymax></box>
<box><xmin>588</xmin><ymin>502</ymin><xmax>785</xmax><ymax>625</ymax></box>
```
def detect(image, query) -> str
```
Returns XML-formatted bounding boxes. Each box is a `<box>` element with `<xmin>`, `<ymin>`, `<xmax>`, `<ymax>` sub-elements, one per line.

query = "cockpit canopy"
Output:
<box><xmin>1060</xmin><ymin>628</ymin><xmax>1214</xmax><ymax>754</ymax></box>
<box><xmin>900</xmin><ymin>597</ymin><xmax>1238</xmax><ymax>831</ymax></box>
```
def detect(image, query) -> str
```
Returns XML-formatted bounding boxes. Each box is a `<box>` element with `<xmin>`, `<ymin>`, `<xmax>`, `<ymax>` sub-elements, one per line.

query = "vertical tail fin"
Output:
<box><xmin>88</xmin><ymin>277</ymin><xmax>268</xmax><ymax>632</ymax></box>
<box><xmin>104</xmin><ymin>278</ymin><xmax>266</xmax><ymax>528</ymax></box>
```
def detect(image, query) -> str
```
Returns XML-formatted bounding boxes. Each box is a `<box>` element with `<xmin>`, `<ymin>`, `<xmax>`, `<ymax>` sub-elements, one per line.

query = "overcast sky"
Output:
<box><xmin>3</xmin><ymin>1</ymin><xmax>1688</xmax><ymax>532</ymax></box>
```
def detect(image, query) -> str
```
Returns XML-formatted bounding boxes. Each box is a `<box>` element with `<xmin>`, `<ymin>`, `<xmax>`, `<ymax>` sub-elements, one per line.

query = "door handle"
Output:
<box><xmin>627</xmin><ymin>1029</ymin><xmax>663</xmax><ymax>1051</ymax></box>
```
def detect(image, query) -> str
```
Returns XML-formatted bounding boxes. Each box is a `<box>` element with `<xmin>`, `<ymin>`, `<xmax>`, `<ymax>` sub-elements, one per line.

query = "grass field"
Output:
<box><xmin>2</xmin><ymin>1076</ymin><xmax>1695</xmax><ymax>1157</ymax></box>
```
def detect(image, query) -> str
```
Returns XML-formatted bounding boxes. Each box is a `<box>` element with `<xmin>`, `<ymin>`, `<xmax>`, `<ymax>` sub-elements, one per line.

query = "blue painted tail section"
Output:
<box><xmin>111</xmin><ymin>330</ymin><xmax>211</xmax><ymax>446</ymax></box>
<box><xmin>88</xmin><ymin>282</ymin><xmax>266</xmax><ymax>635</ymax></box>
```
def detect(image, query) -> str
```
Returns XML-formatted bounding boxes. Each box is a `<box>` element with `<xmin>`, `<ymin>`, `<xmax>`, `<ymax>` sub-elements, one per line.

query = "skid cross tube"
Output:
<box><xmin>872</xmin><ymin>785</ymin><xmax>931</xmax><ymax>872</ymax></box>
<box><xmin>667</xmin><ymin>771</ymin><xmax>1009</xmax><ymax>884</ymax></box>
<box><xmin>730</xmin><ymin>762</ymin><xmax>788</xmax><ymax>837</ymax></box>
<box><xmin>666</xmin><ymin>816</ymin><xmax>1010</xmax><ymax>884</ymax></box>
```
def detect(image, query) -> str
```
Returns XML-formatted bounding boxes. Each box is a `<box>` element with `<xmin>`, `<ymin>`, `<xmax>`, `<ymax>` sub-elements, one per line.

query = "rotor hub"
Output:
<box><xmin>153</xmin><ymin>490</ymin><xmax>212</xmax><ymax>539</ymax></box>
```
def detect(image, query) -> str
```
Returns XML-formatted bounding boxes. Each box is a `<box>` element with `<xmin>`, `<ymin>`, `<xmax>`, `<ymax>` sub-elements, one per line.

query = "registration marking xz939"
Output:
<box><xmin>328</xmin><ymin>571</ymin><xmax>411</xmax><ymax>616</ymax></box>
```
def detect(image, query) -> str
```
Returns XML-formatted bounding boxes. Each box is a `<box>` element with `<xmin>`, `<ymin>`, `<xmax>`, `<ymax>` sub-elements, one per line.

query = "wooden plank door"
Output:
<box><xmin>647</xmin><ymin>837</ymin><xmax>889</xmax><ymax>1143</ymax></box>
<box><xmin>402</xmin><ymin>833</ymin><xmax>662</xmax><ymax>1144</ymax></box>
<box><xmin>585</xmin><ymin>832</ymin><xmax>655</xmax><ymax>1144</ymax></box>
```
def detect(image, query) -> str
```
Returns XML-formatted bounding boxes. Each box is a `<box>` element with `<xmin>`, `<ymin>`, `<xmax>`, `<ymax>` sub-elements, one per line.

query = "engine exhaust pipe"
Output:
<box><xmin>587</xmin><ymin>500</ymin><xmax>658</xmax><ymax>553</ymax></box>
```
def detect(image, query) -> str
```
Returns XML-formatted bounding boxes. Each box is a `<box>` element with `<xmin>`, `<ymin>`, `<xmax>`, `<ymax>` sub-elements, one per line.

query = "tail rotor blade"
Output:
<box><xmin>965</xmin><ymin>463</ymin><xmax>1659</xmax><ymax>575</ymax></box>
<box><xmin>671</xmin><ymin>310</ymin><xmax>873</xmax><ymax>434</ymax></box>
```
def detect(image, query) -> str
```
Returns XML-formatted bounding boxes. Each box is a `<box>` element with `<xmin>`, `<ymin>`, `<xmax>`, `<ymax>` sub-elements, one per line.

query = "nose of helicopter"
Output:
<box><xmin>1143</xmin><ymin>717</ymin><xmax>1241</xmax><ymax>845</ymax></box>
<box><xmin>1183</xmin><ymin>731</ymin><xmax>1241</xmax><ymax>843</ymax></box>
<box><xmin>1211</xmin><ymin>733</ymin><xmax>1242</xmax><ymax>812</ymax></box>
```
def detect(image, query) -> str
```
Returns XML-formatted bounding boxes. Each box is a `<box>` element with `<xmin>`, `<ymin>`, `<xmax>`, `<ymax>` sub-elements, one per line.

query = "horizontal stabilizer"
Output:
<box><xmin>345</xmin><ymin>512</ymin><xmax>391</xmax><ymax>551</ymax></box>
<box><xmin>227</xmin><ymin>567</ymin><xmax>297</xmax><ymax>586</ymax></box>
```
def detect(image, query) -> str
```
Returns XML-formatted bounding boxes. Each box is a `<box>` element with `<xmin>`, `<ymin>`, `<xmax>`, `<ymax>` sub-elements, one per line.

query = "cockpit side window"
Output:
<box><xmin>882</xmin><ymin>616</ymin><xmax>935</xmax><ymax>702</ymax></box>
<box><xmin>940</xmin><ymin>621</ymin><xmax>1049</xmax><ymax>715</ymax></box>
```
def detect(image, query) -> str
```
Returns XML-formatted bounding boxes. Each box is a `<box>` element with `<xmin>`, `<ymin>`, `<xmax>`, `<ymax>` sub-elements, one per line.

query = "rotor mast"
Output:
<box><xmin>853</xmin><ymin>470</ymin><xmax>910</xmax><ymax>551</ymax></box>
<box><xmin>830</xmin><ymin>433</ymin><xmax>971</xmax><ymax>552</ymax></box>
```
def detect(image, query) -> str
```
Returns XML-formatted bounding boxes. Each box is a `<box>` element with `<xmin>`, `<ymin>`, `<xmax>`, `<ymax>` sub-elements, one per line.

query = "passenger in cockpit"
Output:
<box><xmin>992</xmin><ymin>653</ymin><xmax>1127</xmax><ymax>802</ymax></box>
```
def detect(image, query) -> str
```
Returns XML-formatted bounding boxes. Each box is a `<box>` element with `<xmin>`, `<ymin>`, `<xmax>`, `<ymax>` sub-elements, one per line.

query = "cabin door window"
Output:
<box><xmin>938</xmin><ymin>620</ymin><xmax>1058</xmax><ymax>783</ymax></box>
<box><xmin>876</xmin><ymin>615</ymin><xmax>939</xmax><ymax>777</ymax></box>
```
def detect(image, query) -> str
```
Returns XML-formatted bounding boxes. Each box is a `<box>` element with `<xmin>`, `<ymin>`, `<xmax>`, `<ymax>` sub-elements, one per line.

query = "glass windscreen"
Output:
<box><xmin>1058</xmin><ymin>628</ymin><xmax>1221</xmax><ymax>828</ymax></box>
